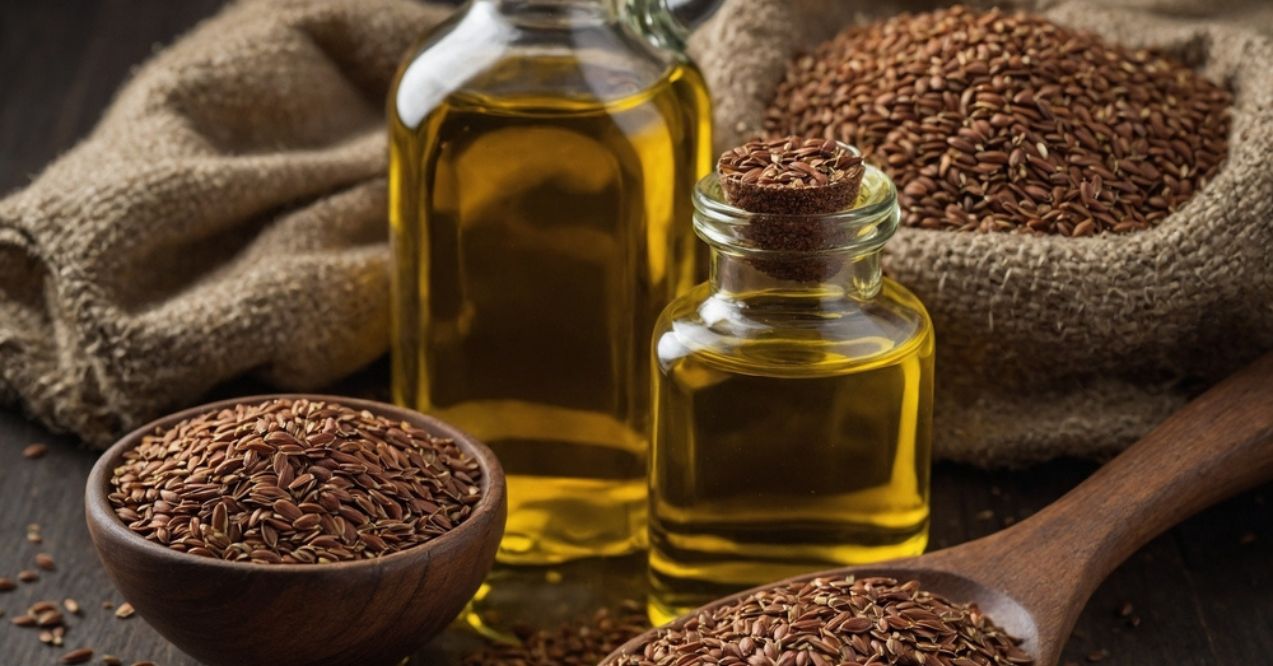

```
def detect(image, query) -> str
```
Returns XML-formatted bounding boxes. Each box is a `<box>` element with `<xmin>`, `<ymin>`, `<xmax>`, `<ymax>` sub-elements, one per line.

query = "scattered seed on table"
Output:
<box><xmin>62</xmin><ymin>648</ymin><xmax>94</xmax><ymax>664</ymax></box>
<box><xmin>37</xmin><ymin>610</ymin><xmax>64</xmax><ymax>627</ymax></box>
<box><xmin>18</xmin><ymin>569</ymin><xmax>39</xmax><ymax>583</ymax></box>
<box><xmin>40</xmin><ymin>630</ymin><xmax>55</xmax><ymax>644</ymax></box>
<box><xmin>114</xmin><ymin>602</ymin><xmax>135</xmax><ymax>619</ymax></box>
<box><xmin>463</xmin><ymin>602</ymin><xmax>649</xmax><ymax>666</ymax></box>
<box><xmin>101</xmin><ymin>601</ymin><xmax>113</xmax><ymax>610</ymax></box>
<box><xmin>64</xmin><ymin>598</ymin><xmax>81</xmax><ymax>615</ymax></box>
<box><xmin>31</xmin><ymin>601</ymin><xmax>57</xmax><ymax>614</ymax></box>
<box><xmin>1087</xmin><ymin>649</ymin><xmax>1110</xmax><ymax>662</ymax></box>
<box><xmin>101</xmin><ymin>657</ymin><xmax>123</xmax><ymax>666</ymax></box>
<box><xmin>36</xmin><ymin>553</ymin><xmax>57</xmax><ymax>571</ymax></box>
<box><xmin>131</xmin><ymin>662</ymin><xmax>158</xmax><ymax>666</ymax></box>
<box><xmin>1117</xmin><ymin>601</ymin><xmax>1134</xmax><ymax>617</ymax></box>
<box><xmin>0</xmin><ymin>577</ymin><xmax>16</xmax><ymax>591</ymax></box>
<box><xmin>11</xmin><ymin>614</ymin><xmax>36</xmax><ymax>627</ymax></box>
<box><xmin>23</xmin><ymin>442</ymin><xmax>48</xmax><ymax>459</ymax></box>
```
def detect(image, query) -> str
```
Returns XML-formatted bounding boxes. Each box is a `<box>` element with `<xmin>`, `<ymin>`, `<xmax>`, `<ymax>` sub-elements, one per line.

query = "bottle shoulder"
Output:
<box><xmin>391</xmin><ymin>2</ymin><xmax>689</xmax><ymax>128</ymax></box>
<box><xmin>654</xmin><ymin>278</ymin><xmax>934</xmax><ymax>377</ymax></box>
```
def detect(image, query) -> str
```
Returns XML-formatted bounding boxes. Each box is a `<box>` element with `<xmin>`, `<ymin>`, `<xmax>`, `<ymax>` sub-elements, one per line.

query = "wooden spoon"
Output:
<box><xmin>610</xmin><ymin>352</ymin><xmax>1273</xmax><ymax>665</ymax></box>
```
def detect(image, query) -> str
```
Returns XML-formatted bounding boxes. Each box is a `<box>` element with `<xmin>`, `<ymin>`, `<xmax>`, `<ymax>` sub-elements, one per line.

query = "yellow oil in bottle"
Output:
<box><xmin>390</xmin><ymin>55</ymin><xmax>711</xmax><ymax>568</ymax></box>
<box><xmin>648</xmin><ymin>274</ymin><xmax>934</xmax><ymax>624</ymax></box>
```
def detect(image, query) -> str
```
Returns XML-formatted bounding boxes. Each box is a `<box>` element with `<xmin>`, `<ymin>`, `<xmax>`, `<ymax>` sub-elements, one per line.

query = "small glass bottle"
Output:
<box><xmin>647</xmin><ymin>159</ymin><xmax>935</xmax><ymax>623</ymax></box>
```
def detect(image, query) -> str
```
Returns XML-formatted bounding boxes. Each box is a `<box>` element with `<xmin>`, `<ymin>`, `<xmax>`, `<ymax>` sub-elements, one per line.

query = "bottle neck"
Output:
<box><xmin>479</xmin><ymin>0</ymin><xmax>620</xmax><ymax>26</ymax></box>
<box><xmin>709</xmin><ymin>246</ymin><xmax>884</xmax><ymax>303</ymax></box>
<box><xmin>482</xmin><ymin>0</ymin><xmax>688</xmax><ymax>49</ymax></box>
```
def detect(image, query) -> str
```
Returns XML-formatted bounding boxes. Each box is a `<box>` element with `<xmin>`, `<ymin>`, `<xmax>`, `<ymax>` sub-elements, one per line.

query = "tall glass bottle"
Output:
<box><xmin>648</xmin><ymin>163</ymin><xmax>934</xmax><ymax>623</ymax></box>
<box><xmin>389</xmin><ymin>0</ymin><xmax>712</xmax><ymax>632</ymax></box>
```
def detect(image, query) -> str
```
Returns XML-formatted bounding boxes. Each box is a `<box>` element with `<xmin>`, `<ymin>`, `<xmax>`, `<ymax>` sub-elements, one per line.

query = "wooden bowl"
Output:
<box><xmin>85</xmin><ymin>395</ymin><xmax>507</xmax><ymax>666</ymax></box>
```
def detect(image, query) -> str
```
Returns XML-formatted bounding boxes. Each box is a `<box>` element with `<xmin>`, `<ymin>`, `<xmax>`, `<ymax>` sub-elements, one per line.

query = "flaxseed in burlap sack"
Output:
<box><xmin>690</xmin><ymin>0</ymin><xmax>1273</xmax><ymax>464</ymax></box>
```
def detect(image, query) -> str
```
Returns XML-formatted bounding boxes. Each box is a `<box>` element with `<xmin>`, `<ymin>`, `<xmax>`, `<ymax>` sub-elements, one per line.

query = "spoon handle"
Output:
<box><xmin>951</xmin><ymin>352</ymin><xmax>1273</xmax><ymax>626</ymax></box>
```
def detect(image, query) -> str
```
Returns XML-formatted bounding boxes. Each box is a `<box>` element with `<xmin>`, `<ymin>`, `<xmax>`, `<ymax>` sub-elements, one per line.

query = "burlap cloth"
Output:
<box><xmin>0</xmin><ymin>0</ymin><xmax>448</xmax><ymax>444</ymax></box>
<box><xmin>2</xmin><ymin>0</ymin><xmax>1270</xmax><ymax>464</ymax></box>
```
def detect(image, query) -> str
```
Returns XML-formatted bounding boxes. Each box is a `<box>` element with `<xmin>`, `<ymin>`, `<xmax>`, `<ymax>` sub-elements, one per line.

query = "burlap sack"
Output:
<box><xmin>0</xmin><ymin>0</ymin><xmax>448</xmax><ymax>445</ymax></box>
<box><xmin>691</xmin><ymin>0</ymin><xmax>1273</xmax><ymax>464</ymax></box>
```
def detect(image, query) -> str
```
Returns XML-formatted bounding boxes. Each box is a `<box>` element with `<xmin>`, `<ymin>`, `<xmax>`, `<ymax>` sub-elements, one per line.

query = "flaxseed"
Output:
<box><xmin>107</xmin><ymin>398</ymin><xmax>482</xmax><ymax>564</ymax></box>
<box><xmin>764</xmin><ymin>5</ymin><xmax>1231</xmax><ymax>235</ymax></box>
<box><xmin>606</xmin><ymin>576</ymin><xmax>1033</xmax><ymax>665</ymax></box>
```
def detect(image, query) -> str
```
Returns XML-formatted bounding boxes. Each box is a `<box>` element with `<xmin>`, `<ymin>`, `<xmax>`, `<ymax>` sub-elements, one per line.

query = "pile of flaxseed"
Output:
<box><xmin>108</xmin><ymin>398</ymin><xmax>482</xmax><ymax>564</ymax></box>
<box><xmin>765</xmin><ymin>5</ymin><xmax>1231</xmax><ymax>235</ymax></box>
<box><xmin>605</xmin><ymin>576</ymin><xmax>1032</xmax><ymax>666</ymax></box>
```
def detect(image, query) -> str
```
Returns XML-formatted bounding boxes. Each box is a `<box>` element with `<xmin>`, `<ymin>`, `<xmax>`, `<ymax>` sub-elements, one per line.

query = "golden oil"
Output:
<box><xmin>389</xmin><ymin>51</ymin><xmax>710</xmax><ymax>568</ymax></box>
<box><xmin>647</xmin><ymin>168</ymin><xmax>933</xmax><ymax>624</ymax></box>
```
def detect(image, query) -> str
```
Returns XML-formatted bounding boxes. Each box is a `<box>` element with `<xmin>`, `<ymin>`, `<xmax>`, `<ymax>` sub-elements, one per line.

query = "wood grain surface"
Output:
<box><xmin>1</xmin><ymin>2</ymin><xmax>1270</xmax><ymax>665</ymax></box>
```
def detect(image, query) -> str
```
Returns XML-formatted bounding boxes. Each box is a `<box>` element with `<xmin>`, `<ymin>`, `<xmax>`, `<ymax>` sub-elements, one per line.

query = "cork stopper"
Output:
<box><xmin>717</xmin><ymin>137</ymin><xmax>866</xmax><ymax>282</ymax></box>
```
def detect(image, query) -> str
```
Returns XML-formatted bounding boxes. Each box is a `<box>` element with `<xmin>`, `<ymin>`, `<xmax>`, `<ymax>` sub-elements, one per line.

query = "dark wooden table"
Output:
<box><xmin>1</xmin><ymin>2</ymin><xmax>1270</xmax><ymax>665</ymax></box>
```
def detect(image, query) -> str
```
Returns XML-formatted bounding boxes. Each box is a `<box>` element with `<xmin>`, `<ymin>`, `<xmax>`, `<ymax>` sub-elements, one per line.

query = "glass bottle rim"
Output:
<box><xmin>692</xmin><ymin>145</ymin><xmax>900</xmax><ymax>256</ymax></box>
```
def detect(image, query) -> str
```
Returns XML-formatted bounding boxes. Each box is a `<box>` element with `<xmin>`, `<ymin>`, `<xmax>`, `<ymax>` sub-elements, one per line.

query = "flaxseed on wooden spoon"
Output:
<box><xmin>605</xmin><ymin>576</ymin><xmax>1032</xmax><ymax>666</ymax></box>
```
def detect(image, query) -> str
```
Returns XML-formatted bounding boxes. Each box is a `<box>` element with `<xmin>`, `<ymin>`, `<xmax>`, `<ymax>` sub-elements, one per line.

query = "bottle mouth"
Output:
<box><xmin>692</xmin><ymin>160</ymin><xmax>899</xmax><ymax>257</ymax></box>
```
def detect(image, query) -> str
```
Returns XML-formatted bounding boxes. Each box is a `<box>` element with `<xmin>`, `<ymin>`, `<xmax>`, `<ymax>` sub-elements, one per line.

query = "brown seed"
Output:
<box><xmin>23</xmin><ymin>442</ymin><xmax>49</xmax><ymax>459</ymax></box>
<box><xmin>108</xmin><ymin>398</ymin><xmax>483</xmax><ymax>565</ymax></box>
<box><xmin>604</xmin><ymin>576</ymin><xmax>1031</xmax><ymax>666</ymax></box>
<box><xmin>763</xmin><ymin>5</ymin><xmax>1231</xmax><ymax>236</ymax></box>
<box><xmin>36</xmin><ymin>553</ymin><xmax>57</xmax><ymax>571</ymax></box>
<box><xmin>101</xmin><ymin>657</ymin><xmax>123</xmax><ymax>666</ymax></box>
<box><xmin>114</xmin><ymin>602</ymin><xmax>135</xmax><ymax>619</ymax></box>
<box><xmin>0</xmin><ymin>577</ymin><xmax>16</xmax><ymax>591</ymax></box>
<box><xmin>11</xmin><ymin>614</ymin><xmax>37</xmax><ymax>627</ymax></box>
<box><xmin>464</xmin><ymin>602</ymin><xmax>649</xmax><ymax>666</ymax></box>
<box><xmin>61</xmin><ymin>648</ymin><xmax>94</xmax><ymax>664</ymax></box>
<box><xmin>64</xmin><ymin>598</ymin><xmax>82</xmax><ymax>615</ymax></box>
<box><xmin>18</xmin><ymin>569</ymin><xmax>39</xmax><ymax>583</ymax></box>
<box><xmin>718</xmin><ymin>136</ymin><xmax>865</xmax><ymax>213</ymax></box>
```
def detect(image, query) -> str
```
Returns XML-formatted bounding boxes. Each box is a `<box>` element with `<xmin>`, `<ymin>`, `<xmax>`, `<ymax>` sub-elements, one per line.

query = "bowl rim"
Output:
<box><xmin>85</xmin><ymin>393</ymin><xmax>506</xmax><ymax>573</ymax></box>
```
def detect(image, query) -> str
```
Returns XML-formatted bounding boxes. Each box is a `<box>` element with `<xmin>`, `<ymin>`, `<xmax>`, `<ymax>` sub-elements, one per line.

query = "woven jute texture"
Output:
<box><xmin>2</xmin><ymin>0</ymin><xmax>1270</xmax><ymax>464</ymax></box>
<box><xmin>0</xmin><ymin>0</ymin><xmax>447</xmax><ymax>445</ymax></box>
<box><xmin>692</xmin><ymin>0</ymin><xmax>1273</xmax><ymax>464</ymax></box>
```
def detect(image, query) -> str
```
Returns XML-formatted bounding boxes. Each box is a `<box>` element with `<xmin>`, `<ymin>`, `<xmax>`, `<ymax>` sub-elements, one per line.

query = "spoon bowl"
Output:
<box><xmin>610</xmin><ymin>353</ymin><xmax>1273</xmax><ymax>665</ymax></box>
<box><xmin>85</xmin><ymin>394</ymin><xmax>507</xmax><ymax>666</ymax></box>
